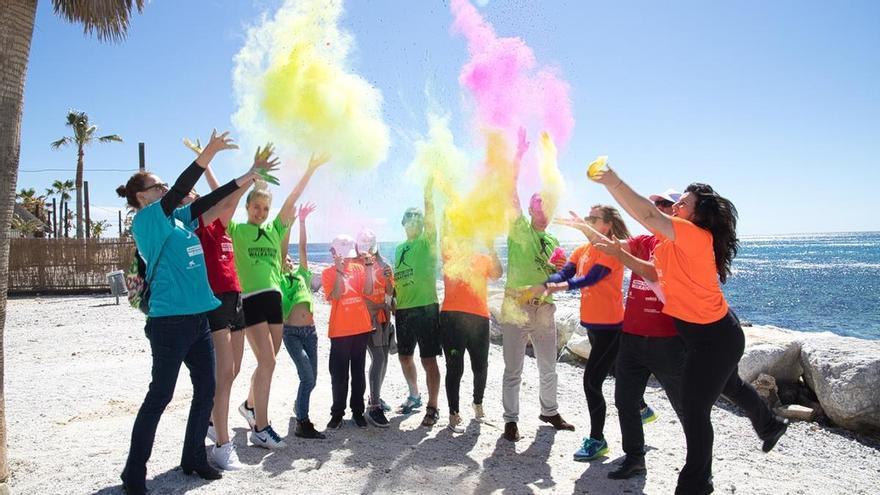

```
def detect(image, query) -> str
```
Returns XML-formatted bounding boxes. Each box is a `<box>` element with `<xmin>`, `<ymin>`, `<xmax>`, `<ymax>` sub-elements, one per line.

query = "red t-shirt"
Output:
<box><xmin>622</xmin><ymin>235</ymin><xmax>677</xmax><ymax>337</ymax></box>
<box><xmin>196</xmin><ymin>218</ymin><xmax>241</xmax><ymax>294</ymax></box>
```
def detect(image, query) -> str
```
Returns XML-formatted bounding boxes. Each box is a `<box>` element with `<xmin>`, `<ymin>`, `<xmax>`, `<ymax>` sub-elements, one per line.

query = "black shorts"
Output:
<box><xmin>394</xmin><ymin>303</ymin><xmax>441</xmax><ymax>358</ymax></box>
<box><xmin>242</xmin><ymin>291</ymin><xmax>283</xmax><ymax>327</ymax></box>
<box><xmin>207</xmin><ymin>291</ymin><xmax>246</xmax><ymax>332</ymax></box>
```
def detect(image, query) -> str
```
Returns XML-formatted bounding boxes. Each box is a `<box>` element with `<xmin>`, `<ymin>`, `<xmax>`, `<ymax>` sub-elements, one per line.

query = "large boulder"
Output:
<box><xmin>739</xmin><ymin>326</ymin><xmax>804</xmax><ymax>383</ymax></box>
<box><xmin>800</xmin><ymin>333</ymin><xmax>880</xmax><ymax>432</ymax></box>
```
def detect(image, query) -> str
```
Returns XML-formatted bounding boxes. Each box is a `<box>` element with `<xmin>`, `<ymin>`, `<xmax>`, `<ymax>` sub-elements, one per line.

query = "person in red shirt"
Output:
<box><xmin>440</xmin><ymin>240</ymin><xmax>503</xmax><ymax>432</ymax></box>
<box><xmin>322</xmin><ymin>235</ymin><xmax>374</xmax><ymax>429</ymax></box>
<box><xmin>586</xmin><ymin>167</ymin><xmax>787</xmax><ymax>495</ymax></box>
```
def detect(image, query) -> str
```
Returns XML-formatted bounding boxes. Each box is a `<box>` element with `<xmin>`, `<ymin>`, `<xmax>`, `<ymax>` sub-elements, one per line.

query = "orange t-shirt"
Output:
<box><xmin>568</xmin><ymin>244</ymin><xmax>625</xmax><ymax>325</ymax></box>
<box><xmin>321</xmin><ymin>262</ymin><xmax>373</xmax><ymax>338</ymax></box>
<box><xmin>361</xmin><ymin>261</ymin><xmax>394</xmax><ymax>324</ymax></box>
<box><xmin>653</xmin><ymin>217</ymin><xmax>729</xmax><ymax>324</ymax></box>
<box><xmin>442</xmin><ymin>254</ymin><xmax>493</xmax><ymax>318</ymax></box>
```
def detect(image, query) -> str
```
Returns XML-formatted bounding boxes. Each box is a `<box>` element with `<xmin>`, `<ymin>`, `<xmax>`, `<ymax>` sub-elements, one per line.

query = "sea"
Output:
<box><xmin>292</xmin><ymin>231</ymin><xmax>880</xmax><ymax>340</ymax></box>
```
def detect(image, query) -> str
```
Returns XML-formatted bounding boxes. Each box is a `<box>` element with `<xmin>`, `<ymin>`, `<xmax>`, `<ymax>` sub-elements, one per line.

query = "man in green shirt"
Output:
<box><xmin>500</xmin><ymin>131</ymin><xmax>575</xmax><ymax>442</ymax></box>
<box><xmin>393</xmin><ymin>180</ymin><xmax>442</xmax><ymax>427</ymax></box>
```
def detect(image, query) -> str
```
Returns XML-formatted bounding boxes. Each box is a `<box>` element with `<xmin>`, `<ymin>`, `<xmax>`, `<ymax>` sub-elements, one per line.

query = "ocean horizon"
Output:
<box><xmin>290</xmin><ymin>231</ymin><xmax>880</xmax><ymax>341</ymax></box>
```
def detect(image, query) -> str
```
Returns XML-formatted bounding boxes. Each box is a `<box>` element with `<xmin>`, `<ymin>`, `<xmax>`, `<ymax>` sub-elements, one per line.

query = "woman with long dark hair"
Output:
<box><xmin>116</xmin><ymin>131</ymin><xmax>275</xmax><ymax>494</ymax></box>
<box><xmin>587</xmin><ymin>170</ymin><xmax>787</xmax><ymax>495</ymax></box>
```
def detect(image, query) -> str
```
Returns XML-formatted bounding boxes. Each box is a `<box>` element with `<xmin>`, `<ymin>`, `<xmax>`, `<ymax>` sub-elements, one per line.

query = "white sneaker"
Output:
<box><xmin>449</xmin><ymin>413</ymin><xmax>464</xmax><ymax>433</ymax></box>
<box><xmin>250</xmin><ymin>424</ymin><xmax>287</xmax><ymax>450</ymax></box>
<box><xmin>238</xmin><ymin>401</ymin><xmax>256</xmax><ymax>430</ymax></box>
<box><xmin>206</xmin><ymin>423</ymin><xmax>217</xmax><ymax>443</ymax></box>
<box><xmin>211</xmin><ymin>442</ymin><xmax>243</xmax><ymax>471</ymax></box>
<box><xmin>473</xmin><ymin>403</ymin><xmax>485</xmax><ymax>420</ymax></box>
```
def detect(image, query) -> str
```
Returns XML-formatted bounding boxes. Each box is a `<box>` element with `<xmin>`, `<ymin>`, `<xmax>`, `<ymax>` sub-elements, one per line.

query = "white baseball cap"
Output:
<box><xmin>356</xmin><ymin>228</ymin><xmax>377</xmax><ymax>255</ymax></box>
<box><xmin>330</xmin><ymin>234</ymin><xmax>357</xmax><ymax>259</ymax></box>
<box><xmin>649</xmin><ymin>188</ymin><xmax>682</xmax><ymax>204</ymax></box>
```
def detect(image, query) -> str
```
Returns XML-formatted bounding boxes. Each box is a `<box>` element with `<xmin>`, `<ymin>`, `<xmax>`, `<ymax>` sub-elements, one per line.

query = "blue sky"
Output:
<box><xmin>18</xmin><ymin>0</ymin><xmax>880</xmax><ymax>241</ymax></box>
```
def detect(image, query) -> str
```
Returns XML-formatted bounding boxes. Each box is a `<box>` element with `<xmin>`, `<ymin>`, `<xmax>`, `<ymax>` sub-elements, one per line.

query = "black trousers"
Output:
<box><xmin>329</xmin><ymin>332</ymin><xmax>370</xmax><ymax>418</ymax></box>
<box><xmin>615</xmin><ymin>332</ymin><xmax>686</xmax><ymax>458</ymax></box>
<box><xmin>440</xmin><ymin>311</ymin><xmax>490</xmax><ymax>415</ymax></box>
<box><xmin>583</xmin><ymin>326</ymin><xmax>647</xmax><ymax>440</ymax></box>
<box><xmin>674</xmin><ymin>311</ymin><xmax>780</xmax><ymax>495</ymax></box>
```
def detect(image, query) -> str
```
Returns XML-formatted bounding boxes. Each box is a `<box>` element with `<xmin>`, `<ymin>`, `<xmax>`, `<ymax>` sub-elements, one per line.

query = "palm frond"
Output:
<box><xmin>50</xmin><ymin>136</ymin><xmax>73</xmax><ymax>149</ymax></box>
<box><xmin>52</xmin><ymin>0</ymin><xmax>145</xmax><ymax>43</ymax></box>
<box><xmin>99</xmin><ymin>134</ymin><xmax>123</xmax><ymax>143</ymax></box>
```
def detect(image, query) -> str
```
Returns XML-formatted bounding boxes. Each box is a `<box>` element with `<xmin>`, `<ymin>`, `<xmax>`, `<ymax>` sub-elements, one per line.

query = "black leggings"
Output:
<box><xmin>440</xmin><ymin>311</ymin><xmax>490</xmax><ymax>415</ymax></box>
<box><xmin>583</xmin><ymin>326</ymin><xmax>646</xmax><ymax>440</ymax></box>
<box><xmin>674</xmin><ymin>311</ymin><xmax>779</xmax><ymax>495</ymax></box>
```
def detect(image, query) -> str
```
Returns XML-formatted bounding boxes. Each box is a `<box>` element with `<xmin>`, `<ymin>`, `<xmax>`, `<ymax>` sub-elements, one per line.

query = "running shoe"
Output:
<box><xmin>448</xmin><ymin>413</ymin><xmax>464</xmax><ymax>433</ymax></box>
<box><xmin>206</xmin><ymin>422</ymin><xmax>217</xmax><ymax>443</ymax></box>
<box><xmin>573</xmin><ymin>437</ymin><xmax>609</xmax><ymax>462</ymax></box>
<box><xmin>327</xmin><ymin>415</ymin><xmax>344</xmax><ymax>430</ymax></box>
<box><xmin>238</xmin><ymin>401</ymin><xmax>256</xmax><ymax>430</ymax></box>
<box><xmin>607</xmin><ymin>455</ymin><xmax>646</xmax><ymax>479</ymax></box>
<box><xmin>762</xmin><ymin>418</ymin><xmax>789</xmax><ymax>452</ymax></box>
<box><xmin>367</xmin><ymin>407</ymin><xmax>390</xmax><ymax>428</ymax></box>
<box><xmin>211</xmin><ymin>442</ymin><xmax>243</xmax><ymax>471</ymax></box>
<box><xmin>640</xmin><ymin>405</ymin><xmax>658</xmax><ymax>424</ymax></box>
<box><xmin>250</xmin><ymin>424</ymin><xmax>287</xmax><ymax>450</ymax></box>
<box><xmin>472</xmin><ymin>403</ymin><xmax>485</xmax><ymax>420</ymax></box>
<box><xmin>294</xmin><ymin>419</ymin><xmax>326</xmax><ymax>439</ymax></box>
<box><xmin>353</xmin><ymin>414</ymin><xmax>368</xmax><ymax>429</ymax></box>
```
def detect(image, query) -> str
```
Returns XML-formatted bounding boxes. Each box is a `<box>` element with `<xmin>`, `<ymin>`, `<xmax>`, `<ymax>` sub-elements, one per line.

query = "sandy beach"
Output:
<box><xmin>5</xmin><ymin>294</ymin><xmax>880</xmax><ymax>494</ymax></box>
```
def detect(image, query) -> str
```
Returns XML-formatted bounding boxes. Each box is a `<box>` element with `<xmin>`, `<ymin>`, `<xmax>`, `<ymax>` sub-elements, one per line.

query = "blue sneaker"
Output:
<box><xmin>574</xmin><ymin>437</ymin><xmax>609</xmax><ymax>462</ymax></box>
<box><xmin>397</xmin><ymin>394</ymin><xmax>422</xmax><ymax>415</ymax></box>
<box><xmin>640</xmin><ymin>405</ymin><xmax>658</xmax><ymax>425</ymax></box>
<box><xmin>380</xmin><ymin>398</ymin><xmax>391</xmax><ymax>412</ymax></box>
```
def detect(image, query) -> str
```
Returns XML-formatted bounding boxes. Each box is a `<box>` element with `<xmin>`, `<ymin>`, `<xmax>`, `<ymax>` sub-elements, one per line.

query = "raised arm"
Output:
<box><xmin>296</xmin><ymin>203</ymin><xmax>315</xmax><ymax>272</ymax></box>
<box><xmin>424</xmin><ymin>178</ymin><xmax>436</xmax><ymax>243</ymax></box>
<box><xmin>191</xmin><ymin>144</ymin><xmax>279</xmax><ymax>223</ymax></box>
<box><xmin>594</xmin><ymin>236</ymin><xmax>659</xmax><ymax>282</ymax></box>
<box><xmin>592</xmin><ymin>167</ymin><xmax>675</xmax><ymax>240</ymax></box>
<box><xmin>278</xmin><ymin>152</ymin><xmax>330</xmax><ymax>227</ymax></box>
<box><xmin>161</xmin><ymin>130</ymin><xmax>237</xmax><ymax>216</ymax></box>
<box><xmin>510</xmin><ymin>127</ymin><xmax>529</xmax><ymax>212</ymax></box>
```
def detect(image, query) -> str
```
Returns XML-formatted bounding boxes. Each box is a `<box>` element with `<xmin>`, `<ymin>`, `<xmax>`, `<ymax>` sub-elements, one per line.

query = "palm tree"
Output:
<box><xmin>51</xmin><ymin>110</ymin><xmax>122</xmax><ymax>239</ymax></box>
<box><xmin>45</xmin><ymin>179</ymin><xmax>74</xmax><ymax>237</ymax></box>
<box><xmin>0</xmin><ymin>1</ymin><xmax>144</xmax><ymax>488</ymax></box>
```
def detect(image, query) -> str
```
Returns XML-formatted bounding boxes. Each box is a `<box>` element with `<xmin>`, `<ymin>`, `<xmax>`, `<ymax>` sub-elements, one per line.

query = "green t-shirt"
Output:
<box><xmin>506</xmin><ymin>215</ymin><xmax>559</xmax><ymax>290</ymax></box>
<box><xmin>394</xmin><ymin>233</ymin><xmax>438</xmax><ymax>309</ymax></box>
<box><xmin>228</xmin><ymin>216</ymin><xmax>290</xmax><ymax>296</ymax></box>
<box><xmin>281</xmin><ymin>264</ymin><xmax>313</xmax><ymax>319</ymax></box>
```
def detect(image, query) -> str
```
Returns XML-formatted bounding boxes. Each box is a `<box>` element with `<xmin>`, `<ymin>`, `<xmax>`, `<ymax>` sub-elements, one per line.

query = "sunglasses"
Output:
<box><xmin>585</xmin><ymin>215</ymin><xmax>601</xmax><ymax>223</ymax></box>
<box><xmin>144</xmin><ymin>182</ymin><xmax>169</xmax><ymax>192</ymax></box>
<box><xmin>654</xmin><ymin>199</ymin><xmax>674</xmax><ymax>208</ymax></box>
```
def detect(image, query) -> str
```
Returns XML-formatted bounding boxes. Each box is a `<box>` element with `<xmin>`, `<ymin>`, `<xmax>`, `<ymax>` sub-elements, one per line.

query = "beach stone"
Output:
<box><xmin>739</xmin><ymin>326</ymin><xmax>803</xmax><ymax>383</ymax></box>
<box><xmin>800</xmin><ymin>334</ymin><xmax>880</xmax><ymax>432</ymax></box>
<box><xmin>567</xmin><ymin>333</ymin><xmax>592</xmax><ymax>360</ymax></box>
<box><xmin>555</xmin><ymin>305</ymin><xmax>582</xmax><ymax>352</ymax></box>
<box><xmin>775</xmin><ymin>404</ymin><xmax>819</xmax><ymax>422</ymax></box>
<box><xmin>752</xmin><ymin>373</ymin><xmax>781</xmax><ymax>408</ymax></box>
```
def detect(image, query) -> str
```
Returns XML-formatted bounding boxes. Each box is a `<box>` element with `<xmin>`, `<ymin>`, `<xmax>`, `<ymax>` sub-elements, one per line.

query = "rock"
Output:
<box><xmin>739</xmin><ymin>326</ymin><xmax>803</xmax><ymax>383</ymax></box>
<box><xmin>800</xmin><ymin>334</ymin><xmax>880</xmax><ymax>432</ymax></box>
<box><xmin>554</xmin><ymin>305</ymin><xmax>581</xmax><ymax>353</ymax></box>
<box><xmin>775</xmin><ymin>404</ymin><xmax>818</xmax><ymax>422</ymax></box>
<box><xmin>566</xmin><ymin>333</ymin><xmax>591</xmax><ymax>360</ymax></box>
<box><xmin>752</xmin><ymin>373</ymin><xmax>780</xmax><ymax>408</ymax></box>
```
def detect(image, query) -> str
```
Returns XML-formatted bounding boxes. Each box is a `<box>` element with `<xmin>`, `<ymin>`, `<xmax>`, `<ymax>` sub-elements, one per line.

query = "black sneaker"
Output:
<box><xmin>607</xmin><ymin>455</ymin><xmax>647</xmax><ymax>479</ymax></box>
<box><xmin>295</xmin><ymin>419</ymin><xmax>326</xmax><ymax>439</ymax></box>
<box><xmin>327</xmin><ymin>415</ymin><xmax>344</xmax><ymax>429</ymax></box>
<box><xmin>367</xmin><ymin>407</ymin><xmax>390</xmax><ymax>428</ymax></box>
<box><xmin>353</xmin><ymin>413</ymin><xmax>368</xmax><ymax>428</ymax></box>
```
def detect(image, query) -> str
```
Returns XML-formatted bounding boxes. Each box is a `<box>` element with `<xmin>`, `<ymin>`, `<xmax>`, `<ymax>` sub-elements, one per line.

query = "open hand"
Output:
<box><xmin>298</xmin><ymin>202</ymin><xmax>316</xmax><ymax>222</ymax></box>
<box><xmin>251</xmin><ymin>143</ymin><xmax>280</xmax><ymax>176</ymax></box>
<box><xmin>516</xmin><ymin>127</ymin><xmax>530</xmax><ymax>158</ymax></box>
<box><xmin>308</xmin><ymin>152</ymin><xmax>331</xmax><ymax>172</ymax></box>
<box><xmin>202</xmin><ymin>129</ymin><xmax>238</xmax><ymax>157</ymax></box>
<box><xmin>183</xmin><ymin>137</ymin><xmax>203</xmax><ymax>155</ymax></box>
<box><xmin>595</xmin><ymin>235</ymin><xmax>626</xmax><ymax>257</ymax></box>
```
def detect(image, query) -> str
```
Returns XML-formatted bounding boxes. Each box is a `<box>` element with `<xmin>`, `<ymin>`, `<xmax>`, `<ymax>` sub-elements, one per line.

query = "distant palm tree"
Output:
<box><xmin>15</xmin><ymin>187</ymin><xmax>45</xmax><ymax>213</ymax></box>
<box><xmin>51</xmin><ymin>110</ymin><xmax>122</xmax><ymax>239</ymax></box>
<box><xmin>0</xmin><ymin>2</ymin><xmax>144</xmax><ymax>487</ymax></box>
<box><xmin>45</xmin><ymin>179</ymin><xmax>75</xmax><ymax>237</ymax></box>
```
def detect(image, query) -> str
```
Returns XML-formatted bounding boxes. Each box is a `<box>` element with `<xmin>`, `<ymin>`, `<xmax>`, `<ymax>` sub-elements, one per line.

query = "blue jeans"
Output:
<box><xmin>283</xmin><ymin>325</ymin><xmax>318</xmax><ymax>421</ymax></box>
<box><xmin>122</xmin><ymin>314</ymin><xmax>216</xmax><ymax>488</ymax></box>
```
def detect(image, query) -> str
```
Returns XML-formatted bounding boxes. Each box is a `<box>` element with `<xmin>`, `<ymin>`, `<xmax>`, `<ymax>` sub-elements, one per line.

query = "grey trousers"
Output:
<box><xmin>500</xmin><ymin>299</ymin><xmax>559</xmax><ymax>423</ymax></box>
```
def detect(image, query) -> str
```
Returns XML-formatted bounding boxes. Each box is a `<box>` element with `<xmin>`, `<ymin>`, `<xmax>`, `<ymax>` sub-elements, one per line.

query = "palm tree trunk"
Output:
<box><xmin>0</xmin><ymin>0</ymin><xmax>38</xmax><ymax>489</ymax></box>
<box><xmin>75</xmin><ymin>146</ymin><xmax>84</xmax><ymax>239</ymax></box>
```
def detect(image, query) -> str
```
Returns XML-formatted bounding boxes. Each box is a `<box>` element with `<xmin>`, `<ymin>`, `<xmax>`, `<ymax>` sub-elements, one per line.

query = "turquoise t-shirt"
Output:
<box><xmin>228</xmin><ymin>216</ymin><xmax>290</xmax><ymax>297</ymax></box>
<box><xmin>132</xmin><ymin>202</ymin><xmax>220</xmax><ymax>317</ymax></box>
<box><xmin>281</xmin><ymin>264</ymin><xmax>314</xmax><ymax>319</ymax></box>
